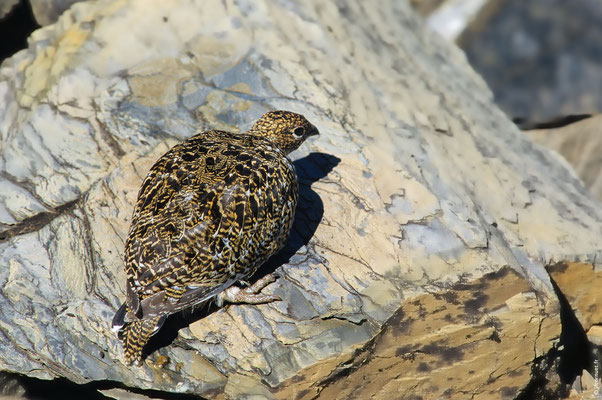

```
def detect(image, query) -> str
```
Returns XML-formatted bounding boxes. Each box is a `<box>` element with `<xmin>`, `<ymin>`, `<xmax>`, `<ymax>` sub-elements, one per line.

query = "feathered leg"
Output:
<box><xmin>216</xmin><ymin>273</ymin><xmax>281</xmax><ymax>306</ymax></box>
<box><xmin>120</xmin><ymin>316</ymin><xmax>161</xmax><ymax>366</ymax></box>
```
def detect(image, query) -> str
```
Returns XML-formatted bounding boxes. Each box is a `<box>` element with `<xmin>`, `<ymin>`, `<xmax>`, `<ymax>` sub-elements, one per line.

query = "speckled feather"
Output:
<box><xmin>112</xmin><ymin>110</ymin><xmax>318</xmax><ymax>365</ymax></box>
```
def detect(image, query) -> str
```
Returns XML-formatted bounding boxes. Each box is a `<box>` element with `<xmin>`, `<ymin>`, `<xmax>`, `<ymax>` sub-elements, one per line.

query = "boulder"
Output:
<box><xmin>458</xmin><ymin>0</ymin><xmax>602</xmax><ymax>122</ymax></box>
<box><xmin>0</xmin><ymin>0</ymin><xmax>19</xmax><ymax>20</ymax></box>
<box><xmin>526</xmin><ymin>115</ymin><xmax>602</xmax><ymax>201</ymax></box>
<box><xmin>28</xmin><ymin>0</ymin><xmax>83</xmax><ymax>25</ymax></box>
<box><xmin>0</xmin><ymin>0</ymin><xmax>600</xmax><ymax>398</ymax></box>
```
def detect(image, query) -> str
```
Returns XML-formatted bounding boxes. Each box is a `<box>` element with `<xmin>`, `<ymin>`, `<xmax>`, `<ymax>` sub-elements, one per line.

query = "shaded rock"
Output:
<box><xmin>526</xmin><ymin>115</ymin><xmax>602</xmax><ymax>201</ymax></box>
<box><xmin>28</xmin><ymin>0</ymin><xmax>83</xmax><ymax>25</ymax></box>
<box><xmin>458</xmin><ymin>0</ymin><xmax>602</xmax><ymax>122</ymax></box>
<box><xmin>0</xmin><ymin>371</ymin><xmax>26</xmax><ymax>398</ymax></box>
<box><xmin>0</xmin><ymin>0</ymin><xmax>19</xmax><ymax>20</ymax></box>
<box><xmin>100</xmin><ymin>387</ymin><xmax>163</xmax><ymax>400</ymax></box>
<box><xmin>0</xmin><ymin>0</ymin><xmax>600</xmax><ymax>398</ymax></box>
<box><xmin>0</xmin><ymin>0</ymin><xmax>39</xmax><ymax>65</ymax></box>
<box><xmin>409</xmin><ymin>0</ymin><xmax>447</xmax><ymax>16</ymax></box>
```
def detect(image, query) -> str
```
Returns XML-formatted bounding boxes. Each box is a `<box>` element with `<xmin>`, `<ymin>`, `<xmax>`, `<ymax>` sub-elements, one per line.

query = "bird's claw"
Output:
<box><xmin>217</xmin><ymin>273</ymin><xmax>281</xmax><ymax>305</ymax></box>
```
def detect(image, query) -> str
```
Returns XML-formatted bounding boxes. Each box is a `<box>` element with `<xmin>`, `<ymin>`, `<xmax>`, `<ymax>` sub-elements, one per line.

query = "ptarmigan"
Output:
<box><xmin>111</xmin><ymin>110</ymin><xmax>319</xmax><ymax>365</ymax></box>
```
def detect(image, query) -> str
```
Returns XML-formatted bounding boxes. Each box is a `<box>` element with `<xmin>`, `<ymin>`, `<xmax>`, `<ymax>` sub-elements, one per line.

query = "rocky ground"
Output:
<box><xmin>0</xmin><ymin>1</ymin><xmax>601</xmax><ymax>399</ymax></box>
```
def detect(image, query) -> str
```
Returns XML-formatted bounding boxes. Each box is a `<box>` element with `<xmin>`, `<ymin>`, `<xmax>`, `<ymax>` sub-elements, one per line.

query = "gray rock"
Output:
<box><xmin>0</xmin><ymin>0</ymin><xmax>19</xmax><ymax>20</ymax></box>
<box><xmin>0</xmin><ymin>0</ymin><xmax>600</xmax><ymax>398</ymax></box>
<box><xmin>459</xmin><ymin>0</ymin><xmax>602</xmax><ymax>122</ymax></box>
<box><xmin>0</xmin><ymin>372</ymin><xmax>26</xmax><ymax>398</ymax></box>
<box><xmin>28</xmin><ymin>0</ymin><xmax>83</xmax><ymax>25</ymax></box>
<box><xmin>526</xmin><ymin>115</ymin><xmax>602</xmax><ymax>202</ymax></box>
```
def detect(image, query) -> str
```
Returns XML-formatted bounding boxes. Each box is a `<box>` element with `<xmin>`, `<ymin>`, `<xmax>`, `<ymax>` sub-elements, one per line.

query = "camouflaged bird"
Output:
<box><xmin>111</xmin><ymin>110</ymin><xmax>319</xmax><ymax>365</ymax></box>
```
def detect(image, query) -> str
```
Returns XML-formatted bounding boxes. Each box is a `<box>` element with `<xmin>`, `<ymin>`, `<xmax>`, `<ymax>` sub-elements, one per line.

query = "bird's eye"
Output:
<box><xmin>292</xmin><ymin>127</ymin><xmax>305</xmax><ymax>139</ymax></box>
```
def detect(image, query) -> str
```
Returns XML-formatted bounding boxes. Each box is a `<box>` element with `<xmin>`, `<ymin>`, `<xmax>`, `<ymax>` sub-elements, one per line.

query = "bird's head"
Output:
<box><xmin>247</xmin><ymin>110</ymin><xmax>319</xmax><ymax>154</ymax></box>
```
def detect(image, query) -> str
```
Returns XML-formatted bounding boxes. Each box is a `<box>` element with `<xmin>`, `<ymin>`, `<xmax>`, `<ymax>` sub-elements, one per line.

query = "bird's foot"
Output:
<box><xmin>217</xmin><ymin>273</ymin><xmax>281</xmax><ymax>306</ymax></box>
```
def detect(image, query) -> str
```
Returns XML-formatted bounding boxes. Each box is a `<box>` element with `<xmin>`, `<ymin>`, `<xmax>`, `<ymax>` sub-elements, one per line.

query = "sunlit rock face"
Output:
<box><xmin>0</xmin><ymin>0</ymin><xmax>600</xmax><ymax>398</ymax></box>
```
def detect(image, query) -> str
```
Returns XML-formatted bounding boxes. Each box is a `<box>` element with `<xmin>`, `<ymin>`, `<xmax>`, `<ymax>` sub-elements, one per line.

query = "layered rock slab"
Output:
<box><xmin>277</xmin><ymin>267</ymin><xmax>558</xmax><ymax>399</ymax></box>
<box><xmin>0</xmin><ymin>0</ymin><xmax>600</xmax><ymax>398</ymax></box>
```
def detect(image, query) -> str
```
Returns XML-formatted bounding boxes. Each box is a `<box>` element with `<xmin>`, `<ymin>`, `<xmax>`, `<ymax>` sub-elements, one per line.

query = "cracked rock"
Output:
<box><xmin>0</xmin><ymin>0</ymin><xmax>601</xmax><ymax>398</ymax></box>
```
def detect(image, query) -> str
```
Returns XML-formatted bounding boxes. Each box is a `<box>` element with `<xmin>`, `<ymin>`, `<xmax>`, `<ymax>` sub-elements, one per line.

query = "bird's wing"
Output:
<box><xmin>124</xmin><ymin>180</ymin><xmax>257</xmax><ymax>318</ymax></box>
<box><xmin>126</xmin><ymin>180</ymin><xmax>227</xmax><ymax>287</ymax></box>
<box><xmin>135</xmin><ymin>277</ymin><xmax>237</xmax><ymax>319</ymax></box>
<box><xmin>124</xmin><ymin>134</ymin><xmax>234</xmax><ymax>281</ymax></box>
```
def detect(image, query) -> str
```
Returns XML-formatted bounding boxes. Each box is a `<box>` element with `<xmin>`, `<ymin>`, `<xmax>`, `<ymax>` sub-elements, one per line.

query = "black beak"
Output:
<box><xmin>307</xmin><ymin>125</ymin><xmax>320</xmax><ymax>137</ymax></box>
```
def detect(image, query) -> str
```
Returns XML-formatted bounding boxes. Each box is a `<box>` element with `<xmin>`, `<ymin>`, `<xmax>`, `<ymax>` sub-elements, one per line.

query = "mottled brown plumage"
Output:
<box><xmin>112</xmin><ymin>110</ymin><xmax>319</xmax><ymax>365</ymax></box>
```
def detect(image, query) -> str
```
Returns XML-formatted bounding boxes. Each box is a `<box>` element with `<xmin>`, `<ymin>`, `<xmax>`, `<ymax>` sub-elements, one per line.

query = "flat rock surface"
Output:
<box><xmin>0</xmin><ymin>0</ymin><xmax>601</xmax><ymax>398</ymax></box>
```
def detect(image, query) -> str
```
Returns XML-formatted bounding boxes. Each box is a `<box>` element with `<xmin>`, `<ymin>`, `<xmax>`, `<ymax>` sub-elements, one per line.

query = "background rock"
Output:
<box><xmin>0</xmin><ymin>0</ymin><xmax>19</xmax><ymax>20</ymax></box>
<box><xmin>0</xmin><ymin>372</ymin><xmax>26</xmax><ymax>398</ymax></box>
<box><xmin>457</xmin><ymin>0</ymin><xmax>602</xmax><ymax>123</ymax></box>
<box><xmin>422</xmin><ymin>0</ymin><xmax>497</xmax><ymax>41</ymax></box>
<box><xmin>0</xmin><ymin>0</ymin><xmax>39</xmax><ymax>65</ymax></box>
<box><xmin>28</xmin><ymin>0</ymin><xmax>82</xmax><ymax>25</ymax></box>
<box><xmin>0</xmin><ymin>0</ymin><xmax>601</xmax><ymax>398</ymax></box>
<box><xmin>526</xmin><ymin>115</ymin><xmax>602</xmax><ymax>201</ymax></box>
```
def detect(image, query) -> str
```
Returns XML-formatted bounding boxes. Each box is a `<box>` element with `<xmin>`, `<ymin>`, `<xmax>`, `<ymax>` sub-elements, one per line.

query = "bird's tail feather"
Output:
<box><xmin>120</xmin><ymin>316</ymin><xmax>161</xmax><ymax>366</ymax></box>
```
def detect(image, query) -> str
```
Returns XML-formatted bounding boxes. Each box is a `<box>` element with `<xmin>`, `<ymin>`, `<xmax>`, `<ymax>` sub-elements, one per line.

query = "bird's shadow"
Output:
<box><xmin>143</xmin><ymin>151</ymin><xmax>341</xmax><ymax>360</ymax></box>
